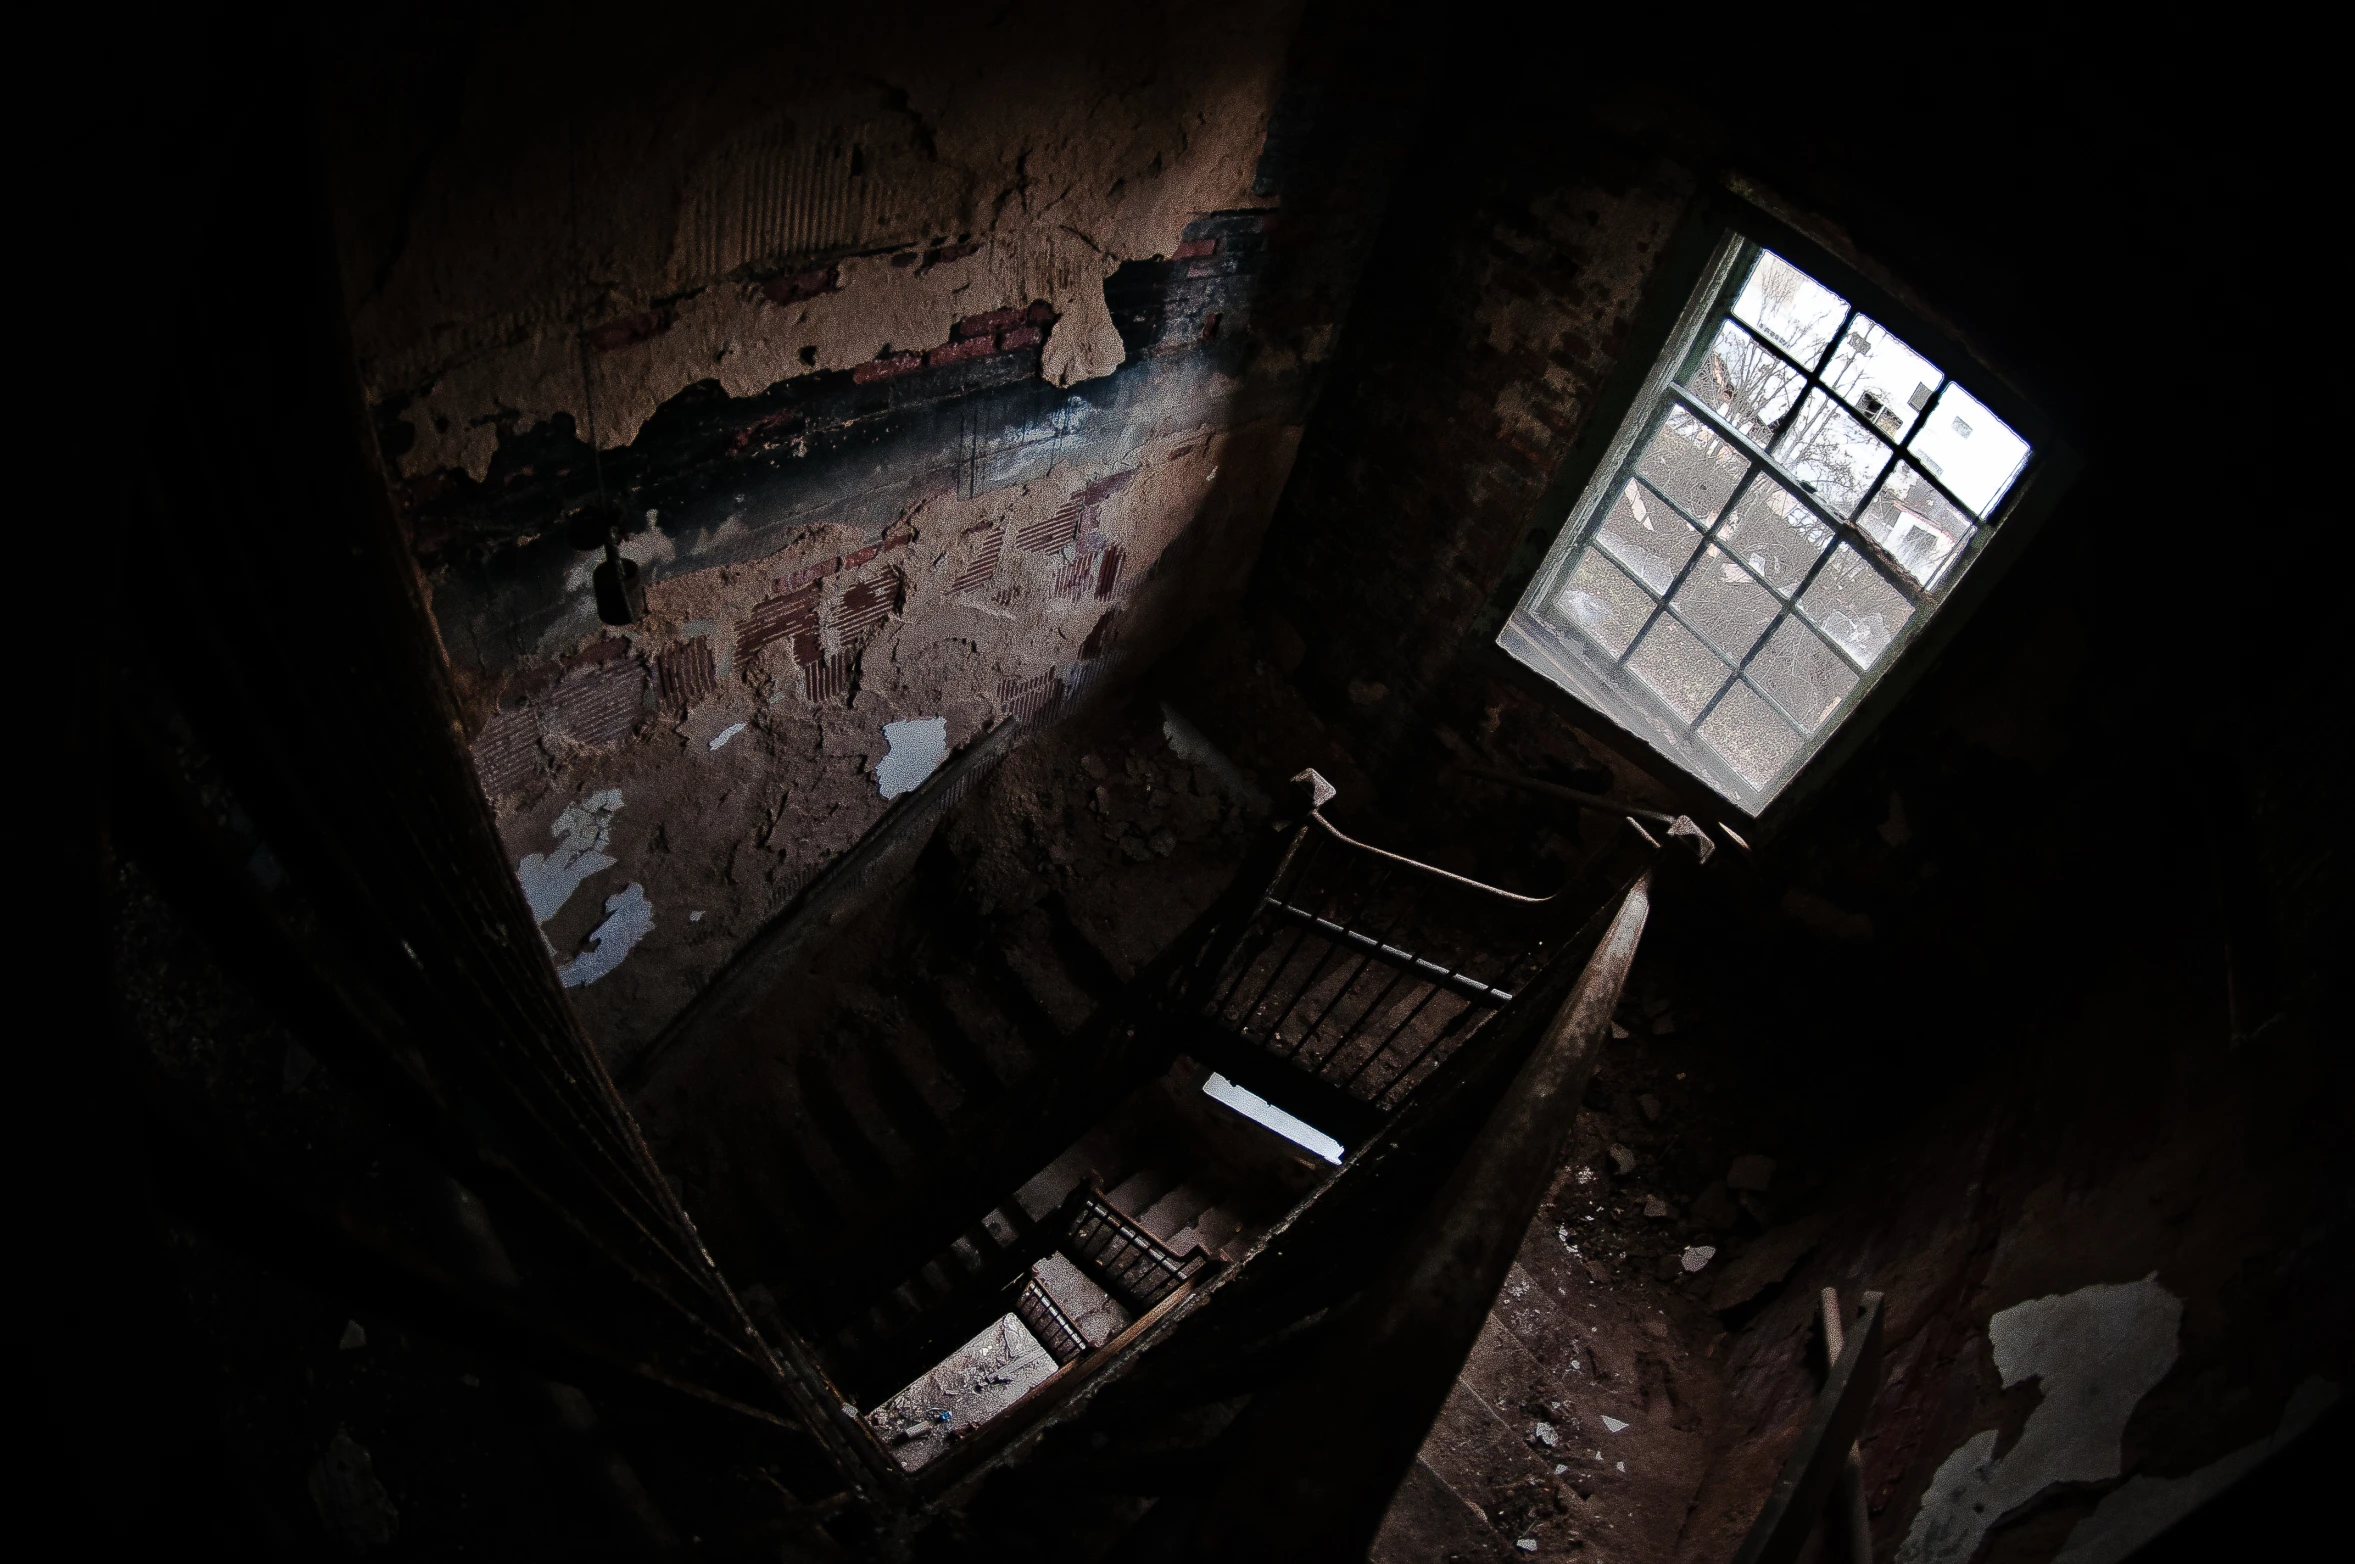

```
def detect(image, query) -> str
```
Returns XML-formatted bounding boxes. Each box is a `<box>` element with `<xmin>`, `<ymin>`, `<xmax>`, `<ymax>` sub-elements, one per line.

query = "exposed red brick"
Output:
<box><xmin>954</xmin><ymin>306</ymin><xmax>1027</xmax><ymax>339</ymax></box>
<box><xmin>996</xmin><ymin>669</ymin><xmax>1060</xmax><ymax>724</ymax></box>
<box><xmin>1171</xmin><ymin>238</ymin><xmax>1218</xmax><ymax>260</ymax></box>
<box><xmin>838</xmin><ymin>566</ymin><xmax>905</xmax><ymax>649</ymax></box>
<box><xmin>1094</xmin><ymin>543</ymin><xmax>1125</xmax><ymax>599</ymax></box>
<box><xmin>738</xmin><ymin>581</ymin><xmax>820</xmax><ymax>662</ymax></box>
<box><xmin>761</xmin><ymin>265</ymin><xmax>839</xmax><ymax>306</ymax></box>
<box><xmin>851</xmin><ymin>350</ymin><xmax>926</xmax><ymax>385</ymax></box>
<box><xmin>950</xmin><ymin>520</ymin><xmax>1005</xmax><ymax>596</ymax></box>
<box><xmin>656</xmin><ymin>636</ymin><xmax>717</xmax><ymax>712</ymax></box>
<box><xmin>541</xmin><ymin>656</ymin><xmax>646</xmax><ymax>748</ymax></box>
<box><xmin>928</xmin><ymin>335</ymin><xmax>996</xmax><ymax>367</ymax></box>
<box><xmin>998</xmin><ymin>324</ymin><xmax>1043</xmax><ymax>351</ymax></box>
<box><xmin>804</xmin><ymin>651</ymin><xmax>855</xmax><ymax>704</ymax></box>
<box><xmin>584</xmin><ymin>308</ymin><xmax>675</xmax><ymax>353</ymax></box>
<box><xmin>470</xmin><ymin>706</ymin><xmax>541</xmax><ymax>797</ymax></box>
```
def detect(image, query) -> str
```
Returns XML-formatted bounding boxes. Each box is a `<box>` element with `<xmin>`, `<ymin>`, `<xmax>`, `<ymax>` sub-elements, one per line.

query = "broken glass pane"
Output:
<box><xmin>1698</xmin><ymin>677</ymin><xmax>1804</xmax><ymax>789</ymax></box>
<box><xmin>1798</xmin><ymin>543</ymin><xmax>1916</xmax><ymax>667</ymax></box>
<box><xmin>1552</xmin><ymin>548</ymin><xmax>1653</xmax><ymax>658</ymax></box>
<box><xmin>1636</xmin><ymin>406</ymin><xmax>1749</xmax><ymax>526</ymax></box>
<box><xmin>1627</xmin><ymin>613</ymin><xmax>1732</xmax><ymax>724</ymax></box>
<box><xmin>1773</xmin><ymin>389</ymin><xmax>1891</xmax><ymax>517</ymax></box>
<box><xmin>1822</xmin><ymin>316</ymin><xmax>1940</xmax><ymax>442</ymax></box>
<box><xmin>1730</xmin><ymin>249</ymin><xmax>1849</xmax><ymax>370</ymax></box>
<box><xmin>1669</xmin><ymin>543</ymin><xmax>1780</xmax><ymax>662</ymax></box>
<box><xmin>1679</xmin><ymin>321</ymin><xmax>1802</xmax><ymax>445</ymax></box>
<box><xmin>1595</xmin><ymin>480</ymin><xmax>1704</xmax><ymax>595</ymax></box>
<box><xmin>1857</xmin><ymin>462</ymin><xmax>1977</xmax><ymax>590</ymax></box>
<box><xmin>1713</xmin><ymin>476</ymin><xmax>1833</xmax><ymax>596</ymax></box>
<box><xmin>1906</xmin><ymin>383</ymin><xmax>2029</xmax><ymax>516</ymax></box>
<box><xmin>1748</xmin><ymin>617</ymin><xmax>1858</xmax><ymax>732</ymax></box>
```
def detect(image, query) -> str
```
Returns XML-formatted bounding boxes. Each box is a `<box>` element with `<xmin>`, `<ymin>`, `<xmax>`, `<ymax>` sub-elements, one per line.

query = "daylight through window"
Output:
<box><xmin>1498</xmin><ymin>236</ymin><xmax>2035</xmax><ymax>812</ymax></box>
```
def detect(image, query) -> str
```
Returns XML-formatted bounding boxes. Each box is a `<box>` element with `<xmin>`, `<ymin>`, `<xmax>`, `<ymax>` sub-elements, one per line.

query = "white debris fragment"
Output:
<box><xmin>1616</xmin><ymin>1460</ymin><xmax>1627</xmax><ymax>1472</ymax></box>
<box><xmin>688</xmin><ymin>910</ymin><xmax>704</xmax><ymax>922</ymax></box>
<box><xmin>1516</xmin><ymin>1540</ymin><xmax>1539</xmax><ymax>1553</ymax></box>
<box><xmin>1532</xmin><ymin>1421</ymin><xmax>1559</xmax><ymax>1448</ymax></box>
<box><xmin>516</xmin><ymin>790</ymin><xmax>623</xmax><ymax>924</ymax></box>
<box><xmin>708</xmin><ymin>721</ymin><xmax>747</xmax><ymax>750</ymax></box>
<box><xmin>1601</xmin><ymin>1415</ymin><xmax>1630</xmax><ymax>1434</ymax></box>
<box><xmin>876</xmin><ymin>717</ymin><xmax>950</xmax><ymax>799</ymax></box>
<box><xmin>1682</xmin><ymin>1245</ymin><xmax>1717</xmax><ymax>1272</ymax></box>
<box><xmin>1554</xmin><ymin>1463</ymin><xmax>1568</xmax><ymax>1475</ymax></box>
<box><xmin>338</xmin><ymin>1320</ymin><xmax>366</xmax><ymax>1351</ymax></box>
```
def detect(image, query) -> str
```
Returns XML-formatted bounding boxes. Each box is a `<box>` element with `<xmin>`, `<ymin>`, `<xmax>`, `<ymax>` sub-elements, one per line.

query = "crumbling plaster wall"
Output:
<box><xmin>325</xmin><ymin>1</ymin><xmax>1413</xmax><ymax>1066</ymax></box>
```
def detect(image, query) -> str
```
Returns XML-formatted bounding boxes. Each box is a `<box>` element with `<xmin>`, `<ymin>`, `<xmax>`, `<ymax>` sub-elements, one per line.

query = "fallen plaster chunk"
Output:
<box><xmin>708</xmin><ymin>721</ymin><xmax>747</xmax><ymax>750</ymax></box>
<box><xmin>1896</xmin><ymin>1275</ymin><xmax>2182</xmax><ymax>1564</ymax></box>
<box><xmin>688</xmin><ymin>910</ymin><xmax>704</xmax><ymax>922</ymax></box>
<box><xmin>2053</xmin><ymin>1377</ymin><xmax>2339</xmax><ymax>1564</ymax></box>
<box><xmin>1516</xmin><ymin>1540</ymin><xmax>1539</xmax><ymax>1553</ymax></box>
<box><xmin>558</xmin><ymin>883</ymin><xmax>654</xmax><ymax>989</ymax></box>
<box><xmin>1600</xmin><ymin>1416</ymin><xmax>1630</xmax><ymax>1434</ymax></box>
<box><xmin>1532</xmin><ymin>1422</ymin><xmax>1559</xmax><ymax>1448</ymax></box>
<box><xmin>1681</xmin><ymin>1246</ymin><xmax>1717</xmax><ymax>1272</ymax></box>
<box><xmin>876</xmin><ymin>717</ymin><xmax>949</xmax><ymax>799</ymax></box>
<box><xmin>1616</xmin><ymin>1460</ymin><xmax>1626</xmax><ymax>1473</ymax></box>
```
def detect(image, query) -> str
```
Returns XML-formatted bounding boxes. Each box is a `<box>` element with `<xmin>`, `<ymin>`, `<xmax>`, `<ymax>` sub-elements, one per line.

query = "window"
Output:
<box><xmin>1499</xmin><ymin>226</ymin><xmax>2050</xmax><ymax>815</ymax></box>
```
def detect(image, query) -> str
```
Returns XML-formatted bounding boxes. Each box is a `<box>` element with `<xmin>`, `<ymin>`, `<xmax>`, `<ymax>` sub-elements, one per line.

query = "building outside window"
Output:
<box><xmin>1498</xmin><ymin>223</ymin><xmax>2053</xmax><ymax>816</ymax></box>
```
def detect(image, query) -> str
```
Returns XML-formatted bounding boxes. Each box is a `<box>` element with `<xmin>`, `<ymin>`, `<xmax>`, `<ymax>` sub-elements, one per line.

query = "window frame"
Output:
<box><xmin>1485</xmin><ymin>182</ymin><xmax>2078</xmax><ymax>831</ymax></box>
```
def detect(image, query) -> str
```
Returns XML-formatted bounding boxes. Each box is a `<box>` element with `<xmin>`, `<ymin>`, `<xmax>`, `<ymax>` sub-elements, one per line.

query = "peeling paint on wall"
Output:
<box><xmin>1896</xmin><ymin>1276</ymin><xmax>2183</xmax><ymax>1564</ymax></box>
<box><xmin>516</xmin><ymin>790</ymin><xmax>625</xmax><ymax>922</ymax></box>
<box><xmin>558</xmin><ymin>881</ymin><xmax>656</xmax><ymax>989</ymax></box>
<box><xmin>876</xmin><ymin>717</ymin><xmax>949</xmax><ymax>799</ymax></box>
<box><xmin>2053</xmin><ymin>1377</ymin><xmax>2339</xmax><ymax>1564</ymax></box>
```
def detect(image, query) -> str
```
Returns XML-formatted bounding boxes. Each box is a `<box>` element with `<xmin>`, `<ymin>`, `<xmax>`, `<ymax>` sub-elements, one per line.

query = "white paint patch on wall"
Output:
<box><xmin>1896</xmin><ymin>1275</ymin><xmax>2183</xmax><ymax>1564</ymax></box>
<box><xmin>558</xmin><ymin>882</ymin><xmax>656</xmax><ymax>989</ymax></box>
<box><xmin>875</xmin><ymin>717</ymin><xmax>949</xmax><ymax>799</ymax></box>
<box><xmin>2053</xmin><ymin>1376</ymin><xmax>2339</xmax><ymax>1564</ymax></box>
<box><xmin>516</xmin><ymin>790</ymin><xmax>623</xmax><ymax>922</ymax></box>
<box><xmin>709</xmin><ymin>722</ymin><xmax>747</xmax><ymax>750</ymax></box>
<box><xmin>514</xmin><ymin>788</ymin><xmax>655</xmax><ymax>988</ymax></box>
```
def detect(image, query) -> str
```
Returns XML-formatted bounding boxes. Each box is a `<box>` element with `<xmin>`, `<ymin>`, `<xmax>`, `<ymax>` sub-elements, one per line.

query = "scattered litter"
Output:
<box><xmin>1601</xmin><ymin>1415</ymin><xmax>1630</xmax><ymax>1434</ymax></box>
<box><xmin>1643</xmin><ymin>1195</ymin><xmax>1670</xmax><ymax>1219</ymax></box>
<box><xmin>1616</xmin><ymin>1460</ymin><xmax>1627</xmax><ymax>1473</ymax></box>
<box><xmin>688</xmin><ymin>909</ymin><xmax>704</xmax><ymax>922</ymax></box>
<box><xmin>1609</xmin><ymin>1144</ymin><xmax>1638</xmax><ymax>1175</ymax></box>
<box><xmin>1532</xmin><ymin>1421</ymin><xmax>1559</xmax><ymax>1448</ymax></box>
<box><xmin>338</xmin><ymin>1320</ymin><xmax>366</xmax><ymax>1351</ymax></box>
<box><xmin>1726</xmin><ymin>1155</ymin><xmax>1776</xmax><ymax>1192</ymax></box>
<box><xmin>708</xmin><ymin>722</ymin><xmax>746</xmax><ymax>750</ymax></box>
<box><xmin>1516</xmin><ymin>1540</ymin><xmax>1539</xmax><ymax>1553</ymax></box>
<box><xmin>1682</xmin><ymin>1245</ymin><xmax>1718</xmax><ymax>1272</ymax></box>
<box><xmin>1553</xmin><ymin>1464</ymin><xmax>1569</xmax><ymax>1475</ymax></box>
<box><xmin>1638</xmin><ymin>1093</ymin><xmax>1661</xmax><ymax>1120</ymax></box>
<box><xmin>1574</xmin><ymin>1166</ymin><xmax>1597</xmax><ymax>1185</ymax></box>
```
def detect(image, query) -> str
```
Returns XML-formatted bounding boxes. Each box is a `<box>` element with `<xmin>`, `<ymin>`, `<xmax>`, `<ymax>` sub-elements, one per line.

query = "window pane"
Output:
<box><xmin>1714</xmin><ymin>476</ymin><xmax>1834</xmax><ymax>596</ymax></box>
<box><xmin>1699</xmin><ymin>677</ymin><xmax>1803</xmax><ymax>789</ymax></box>
<box><xmin>1822</xmin><ymin>316</ymin><xmax>1940</xmax><ymax>441</ymax></box>
<box><xmin>1636</xmin><ymin>406</ymin><xmax>1749</xmax><ymax>525</ymax></box>
<box><xmin>1595</xmin><ymin>480</ymin><xmax>1704</xmax><ymax>595</ymax></box>
<box><xmin>1858</xmin><ymin>462</ymin><xmax>1977</xmax><ymax>590</ymax></box>
<box><xmin>1749</xmin><ymin>617</ymin><xmax>1858</xmax><ymax>732</ymax></box>
<box><xmin>1907</xmin><ymin>383</ymin><xmax>2029</xmax><ymax>516</ymax></box>
<box><xmin>1679</xmin><ymin>321</ymin><xmax>1801</xmax><ymax>445</ymax></box>
<box><xmin>1772</xmin><ymin>389</ymin><xmax>1891</xmax><ymax>517</ymax></box>
<box><xmin>1798</xmin><ymin>543</ymin><xmax>1916</xmax><ymax>667</ymax></box>
<box><xmin>1669</xmin><ymin>543</ymin><xmax>1780</xmax><ymax>662</ymax></box>
<box><xmin>1730</xmin><ymin>249</ymin><xmax>1849</xmax><ymax>370</ymax></box>
<box><xmin>1627</xmin><ymin>614</ymin><xmax>1731</xmax><ymax>723</ymax></box>
<box><xmin>1552</xmin><ymin>548</ymin><xmax>1653</xmax><ymax>658</ymax></box>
